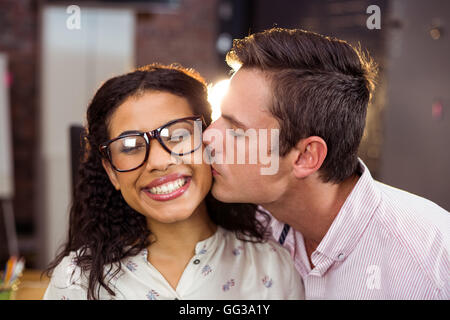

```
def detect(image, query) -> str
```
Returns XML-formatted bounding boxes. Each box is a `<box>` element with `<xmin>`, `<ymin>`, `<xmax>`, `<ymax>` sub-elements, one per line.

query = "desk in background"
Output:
<box><xmin>14</xmin><ymin>270</ymin><xmax>49</xmax><ymax>300</ymax></box>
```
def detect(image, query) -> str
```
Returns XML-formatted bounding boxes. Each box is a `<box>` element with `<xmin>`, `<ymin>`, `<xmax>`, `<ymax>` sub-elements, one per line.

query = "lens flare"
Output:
<box><xmin>208</xmin><ymin>79</ymin><xmax>230</xmax><ymax>121</ymax></box>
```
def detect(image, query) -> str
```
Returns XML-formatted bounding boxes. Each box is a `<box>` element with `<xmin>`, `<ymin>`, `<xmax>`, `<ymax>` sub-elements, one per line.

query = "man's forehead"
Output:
<box><xmin>229</xmin><ymin>68</ymin><xmax>271</xmax><ymax>95</ymax></box>
<box><xmin>222</xmin><ymin>68</ymin><xmax>275</xmax><ymax>127</ymax></box>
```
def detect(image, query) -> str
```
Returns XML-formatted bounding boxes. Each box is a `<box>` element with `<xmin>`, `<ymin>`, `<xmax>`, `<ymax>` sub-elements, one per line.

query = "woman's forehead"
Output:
<box><xmin>108</xmin><ymin>91</ymin><xmax>194</xmax><ymax>137</ymax></box>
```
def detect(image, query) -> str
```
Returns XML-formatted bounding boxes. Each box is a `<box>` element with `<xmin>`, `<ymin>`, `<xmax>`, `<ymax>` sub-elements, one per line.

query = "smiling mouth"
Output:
<box><xmin>145</xmin><ymin>177</ymin><xmax>188</xmax><ymax>195</ymax></box>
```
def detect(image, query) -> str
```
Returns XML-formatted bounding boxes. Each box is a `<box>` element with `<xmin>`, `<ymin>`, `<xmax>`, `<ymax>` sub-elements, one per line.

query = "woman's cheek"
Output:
<box><xmin>195</xmin><ymin>163</ymin><xmax>213</xmax><ymax>196</ymax></box>
<box><xmin>117</xmin><ymin>174</ymin><xmax>142</xmax><ymax>209</ymax></box>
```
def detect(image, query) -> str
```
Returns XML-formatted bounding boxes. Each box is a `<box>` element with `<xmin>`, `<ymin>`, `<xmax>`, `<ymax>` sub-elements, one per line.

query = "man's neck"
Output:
<box><xmin>263</xmin><ymin>173</ymin><xmax>360</xmax><ymax>253</ymax></box>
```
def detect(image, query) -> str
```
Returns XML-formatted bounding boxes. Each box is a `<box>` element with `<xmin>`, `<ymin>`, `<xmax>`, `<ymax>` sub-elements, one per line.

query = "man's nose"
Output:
<box><xmin>202</xmin><ymin>124</ymin><xmax>218</xmax><ymax>160</ymax></box>
<box><xmin>202</xmin><ymin>123</ymin><xmax>214</xmax><ymax>146</ymax></box>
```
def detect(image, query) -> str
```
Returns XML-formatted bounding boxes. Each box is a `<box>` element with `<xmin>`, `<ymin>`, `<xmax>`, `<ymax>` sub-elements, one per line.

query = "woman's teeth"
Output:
<box><xmin>148</xmin><ymin>178</ymin><xmax>187</xmax><ymax>195</ymax></box>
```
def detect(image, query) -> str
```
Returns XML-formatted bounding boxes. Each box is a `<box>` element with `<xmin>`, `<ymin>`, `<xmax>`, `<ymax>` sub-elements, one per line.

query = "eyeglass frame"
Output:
<box><xmin>99</xmin><ymin>115</ymin><xmax>206</xmax><ymax>172</ymax></box>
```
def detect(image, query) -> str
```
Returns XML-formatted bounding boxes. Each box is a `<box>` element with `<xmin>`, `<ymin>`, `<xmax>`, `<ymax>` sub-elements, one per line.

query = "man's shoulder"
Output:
<box><xmin>374</xmin><ymin>180</ymin><xmax>449</xmax><ymax>232</ymax></box>
<box><xmin>372</xmin><ymin>181</ymin><xmax>449</xmax><ymax>290</ymax></box>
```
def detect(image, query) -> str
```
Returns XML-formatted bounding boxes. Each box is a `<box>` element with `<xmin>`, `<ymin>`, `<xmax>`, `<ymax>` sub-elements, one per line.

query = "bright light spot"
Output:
<box><xmin>124</xmin><ymin>138</ymin><xmax>136</xmax><ymax>147</ymax></box>
<box><xmin>208</xmin><ymin>79</ymin><xmax>230</xmax><ymax>121</ymax></box>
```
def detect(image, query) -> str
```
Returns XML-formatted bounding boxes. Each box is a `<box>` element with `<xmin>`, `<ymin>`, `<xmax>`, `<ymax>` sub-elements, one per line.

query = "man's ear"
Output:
<box><xmin>102</xmin><ymin>159</ymin><xmax>121</xmax><ymax>190</ymax></box>
<box><xmin>291</xmin><ymin>136</ymin><xmax>327</xmax><ymax>179</ymax></box>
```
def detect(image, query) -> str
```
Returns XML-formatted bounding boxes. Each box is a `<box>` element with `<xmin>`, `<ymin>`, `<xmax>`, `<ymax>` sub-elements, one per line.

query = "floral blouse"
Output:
<box><xmin>43</xmin><ymin>226</ymin><xmax>305</xmax><ymax>300</ymax></box>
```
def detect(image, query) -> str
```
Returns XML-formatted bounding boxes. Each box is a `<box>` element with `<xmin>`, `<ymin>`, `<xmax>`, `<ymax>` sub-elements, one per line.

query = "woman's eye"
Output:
<box><xmin>170</xmin><ymin>131</ymin><xmax>191</xmax><ymax>141</ymax></box>
<box><xmin>120</xmin><ymin>144</ymin><xmax>145</xmax><ymax>154</ymax></box>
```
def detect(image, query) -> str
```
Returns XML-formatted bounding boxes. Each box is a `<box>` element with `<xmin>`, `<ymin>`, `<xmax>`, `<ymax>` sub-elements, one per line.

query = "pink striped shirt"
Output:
<box><xmin>263</xmin><ymin>159</ymin><xmax>449</xmax><ymax>299</ymax></box>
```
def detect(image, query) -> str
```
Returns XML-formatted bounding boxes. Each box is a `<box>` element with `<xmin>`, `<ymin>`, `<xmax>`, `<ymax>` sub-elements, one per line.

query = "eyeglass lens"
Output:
<box><xmin>108</xmin><ymin>119</ymin><xmax>202</xmax><ymax>171</ymax></box>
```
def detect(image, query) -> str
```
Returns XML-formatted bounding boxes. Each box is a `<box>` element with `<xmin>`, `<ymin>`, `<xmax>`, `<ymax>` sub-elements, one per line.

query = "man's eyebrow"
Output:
<box><xmin>221</xmin><ymin>114</ymin><xmax>248</xmax><ymax>129</ymax></box>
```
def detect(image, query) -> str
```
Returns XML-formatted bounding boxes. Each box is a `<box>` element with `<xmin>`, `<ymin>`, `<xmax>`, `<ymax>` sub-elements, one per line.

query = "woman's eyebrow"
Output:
<box><xmin>117</xmin><ymin>130</ymin><xmax>142</xmax><ymax>137</ymax></box>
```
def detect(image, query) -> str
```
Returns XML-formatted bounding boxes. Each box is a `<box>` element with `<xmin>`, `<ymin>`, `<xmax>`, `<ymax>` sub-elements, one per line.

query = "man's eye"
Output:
<box><xmin>229</xmin><ymin>128</ymin><xmax>245</xmax><ymax>137</ymax></box>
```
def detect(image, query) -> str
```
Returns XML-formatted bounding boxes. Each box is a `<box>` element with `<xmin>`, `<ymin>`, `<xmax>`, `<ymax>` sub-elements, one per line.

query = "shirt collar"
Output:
<box><xmin>194</xmin><ymin>225</ymin><xmax>224</xmax><ymax>256</ymax></box>
<box><xmin>314</xmin><ymin>158</ymin><xmax>381</xmax><ymax>264</ymax></box>
<box><xmin>139</xmin><ymin>225</ymin><xmax>225</xmax><ymax>262</ymax></box>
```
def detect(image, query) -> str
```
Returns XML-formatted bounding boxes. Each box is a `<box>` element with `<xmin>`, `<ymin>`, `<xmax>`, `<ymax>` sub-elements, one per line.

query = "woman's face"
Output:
<box><xmin>102</xmin><ymin>91</ymin><xmax>212</xmax><ymax>224</ymax></box>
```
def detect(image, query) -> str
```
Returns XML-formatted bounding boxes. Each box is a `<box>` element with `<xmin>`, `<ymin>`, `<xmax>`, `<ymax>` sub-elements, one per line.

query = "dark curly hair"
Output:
<box><xmin>45</xmin><ymin>64</ymin><xmax>270</xmax><ymax>300</ymax></box>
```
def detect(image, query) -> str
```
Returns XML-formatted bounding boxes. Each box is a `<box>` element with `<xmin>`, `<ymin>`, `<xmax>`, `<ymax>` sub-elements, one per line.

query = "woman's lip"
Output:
<box><xmin>143</xmin><ymin>177</ymin><xmax>191</xmax><ymax>202</ymax></box>
<box><xmin>144</xmin><ymin>173</ymin><xmax>190</xmax><ymax>189</ymax></box>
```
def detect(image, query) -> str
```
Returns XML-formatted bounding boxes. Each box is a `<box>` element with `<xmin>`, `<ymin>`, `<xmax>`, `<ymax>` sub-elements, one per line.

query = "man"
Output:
<box><xmin>203</xmin><ymin>28</ymin><xmax>449</xmax><ymax>299</ymax></box>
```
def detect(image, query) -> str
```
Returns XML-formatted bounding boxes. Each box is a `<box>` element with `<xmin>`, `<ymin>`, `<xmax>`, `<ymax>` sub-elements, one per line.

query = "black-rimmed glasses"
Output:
<box><xmin>100</xmin><ymin>115</ymin><xmax>205</xmax><ymax>172</ymax></box>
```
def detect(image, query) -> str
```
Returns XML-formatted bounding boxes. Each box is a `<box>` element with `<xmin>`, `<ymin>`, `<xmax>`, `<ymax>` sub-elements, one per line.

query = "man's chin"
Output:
<box><xmin>211</xmin><ymin>183</ymin><xmax>236</xmax><ymax>203</ymax></box>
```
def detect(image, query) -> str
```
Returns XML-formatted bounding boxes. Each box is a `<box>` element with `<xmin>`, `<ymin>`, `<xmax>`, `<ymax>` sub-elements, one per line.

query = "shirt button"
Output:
<box><xmin>337</xmin><ymin>253</ymin><xmax>345</xmax><ymax>261</ymax></box>
<box><xmin>193</xmin><ymin>259</ymin><xmax>201</xmax><ymax>265</ymax></box>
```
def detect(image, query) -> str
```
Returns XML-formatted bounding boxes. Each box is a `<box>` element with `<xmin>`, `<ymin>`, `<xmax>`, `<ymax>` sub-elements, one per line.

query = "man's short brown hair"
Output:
<box><xmin>226</xmin><ymin>28</ymin><xmax>377</xmax><ymax>183</ymax></box>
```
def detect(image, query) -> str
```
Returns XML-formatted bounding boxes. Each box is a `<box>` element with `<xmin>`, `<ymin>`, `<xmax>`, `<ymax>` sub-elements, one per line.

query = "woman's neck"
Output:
<box><xmin>146</xmin><ymin>201</ymin><xmax>217</xmax><ymax>258</ymax></box>
<box><xmin>144</xmin><ymin>201</ymin><xmax>216</xmax><ymax>290</ymax></box>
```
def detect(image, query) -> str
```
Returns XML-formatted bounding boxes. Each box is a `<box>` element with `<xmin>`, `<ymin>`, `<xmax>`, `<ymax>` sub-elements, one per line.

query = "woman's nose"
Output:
<box><xmin>144</xmin><ymin>139</ymin><xmax>178</xmax><ymax>172</ymax></box>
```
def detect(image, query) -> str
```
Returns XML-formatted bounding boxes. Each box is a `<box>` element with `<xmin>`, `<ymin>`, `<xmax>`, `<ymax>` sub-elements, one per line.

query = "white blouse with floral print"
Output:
<box><xmin>43</xmin><ymin>226</ymin><xmax>305</xmax><ymax>300</ymax></box>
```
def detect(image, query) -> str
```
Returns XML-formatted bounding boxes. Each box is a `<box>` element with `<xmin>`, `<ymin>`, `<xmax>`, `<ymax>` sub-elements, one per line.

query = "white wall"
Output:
<box><xmin>39</xmin><ymin>6</ymin><xmax>135</xmax><ymax>266</ymax></box>
<box><xmin>0</xmin><ymin>53</ymin><xmax>14</xmax><ymax>199</ymax></box>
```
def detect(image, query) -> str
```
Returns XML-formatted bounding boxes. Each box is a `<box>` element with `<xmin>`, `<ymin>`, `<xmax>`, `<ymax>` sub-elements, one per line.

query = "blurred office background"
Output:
<box><xmin>0</xmin><ymin>0</ymin><xmax>449</xmax><ymax>270</ymax></box>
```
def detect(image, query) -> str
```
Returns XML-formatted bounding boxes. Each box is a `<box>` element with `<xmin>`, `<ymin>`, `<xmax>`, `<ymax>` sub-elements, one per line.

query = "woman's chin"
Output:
<box><xmin>142</xmin><ymin>209</ymin><xmax>195</xmax><ymax>225</ymax></box>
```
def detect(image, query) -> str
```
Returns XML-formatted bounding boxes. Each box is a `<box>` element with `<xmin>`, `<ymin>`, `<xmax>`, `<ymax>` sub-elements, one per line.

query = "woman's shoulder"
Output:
<box><xmin>44</xmin><ymin>249</ymin><xmax>131</xmax><ymax>300</ymax></box>
<box><xmin>44</xmin><ymin>251</ymin><xmax>89</xmax><ymax>300</ymax></box>
<box><xmin>51</xmin><ymin>251</ymin><xmax>88</xmax><ymax>285</ymax></box>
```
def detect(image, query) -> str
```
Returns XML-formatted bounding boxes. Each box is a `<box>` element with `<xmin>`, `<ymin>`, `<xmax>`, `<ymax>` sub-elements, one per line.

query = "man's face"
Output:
<box><xmin>203</xmin><ymin>68</ymin><xmax>292</xmax><ymax>204</ymax></box>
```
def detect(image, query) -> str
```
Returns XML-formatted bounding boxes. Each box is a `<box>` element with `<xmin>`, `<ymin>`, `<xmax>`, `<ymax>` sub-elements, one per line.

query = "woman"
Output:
<box><xmin>44</xmin><ymin>64</ymin><xmax>304</xmax><ymax>300</ymax></box>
